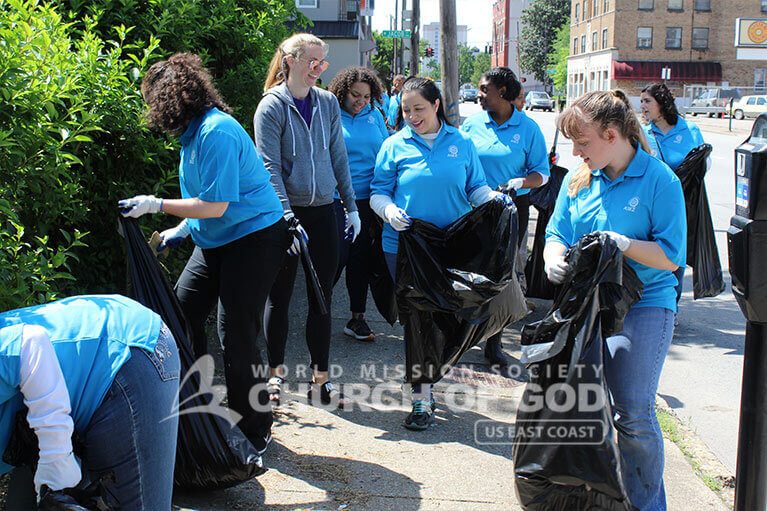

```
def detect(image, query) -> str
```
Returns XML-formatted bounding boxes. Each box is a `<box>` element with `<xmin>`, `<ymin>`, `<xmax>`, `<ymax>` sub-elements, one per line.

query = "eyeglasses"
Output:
<box><xmin>300</xmin><ymin>57</ymin><xmax>329</xmax><ymax>73</ymax></box>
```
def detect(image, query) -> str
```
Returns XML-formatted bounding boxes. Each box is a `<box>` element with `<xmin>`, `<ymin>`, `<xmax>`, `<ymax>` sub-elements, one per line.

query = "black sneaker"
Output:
<box><xmin>344</xmin><ymin>315</ymin><xmax>375</xmax><ymax>341</ymax></box>
<box><xmin>404</xmin><ymin>399</ymin><xmax>435</xmax><ymax>430</ymax></box>
<box><xmin>307</xmin><ymin>381</ymin><xmax>351</xmax><ymax>409</ymax></box>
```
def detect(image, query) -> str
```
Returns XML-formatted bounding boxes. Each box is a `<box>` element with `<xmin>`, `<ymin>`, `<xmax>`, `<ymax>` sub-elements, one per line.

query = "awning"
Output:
<box><xmin>305</xmin><ymin>21</ymin><xmax>359</xmax><ymax>39</ymax></box>
<box><xmin>611</xmin><ymin>60</ymin><xmax>722</xmax><ymax>82</ymax></box>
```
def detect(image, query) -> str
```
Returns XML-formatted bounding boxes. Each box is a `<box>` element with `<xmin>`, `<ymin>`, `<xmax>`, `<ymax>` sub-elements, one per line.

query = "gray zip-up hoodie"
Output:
<box><xmin>254</xmin><ymin>83</ymin><xmax>357</xmax><ymax>213</ymax></box>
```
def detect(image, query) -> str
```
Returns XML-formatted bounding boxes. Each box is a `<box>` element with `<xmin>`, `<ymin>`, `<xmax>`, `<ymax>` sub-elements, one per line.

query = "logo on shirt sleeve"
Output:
<box><xmin>448</xmin><ymin>145</ymin><xmax>459</xmax><ymax>158</ymax></box>
<box><xmin>189</xmin><ymin>149</ymin><xmax>196</xmax><ymax>165</ymax></box>
<box><xmin>624</xmin><ymin>196</ymin><xmax>640</xmax><ymax>212</ymax></box>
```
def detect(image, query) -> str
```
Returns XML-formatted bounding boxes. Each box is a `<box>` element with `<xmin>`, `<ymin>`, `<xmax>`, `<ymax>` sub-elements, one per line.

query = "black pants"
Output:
<box><xmin>334</xmin><ymin>198</ymin><xmax>375</xmax><ymax>314</ymax></box>
<box><xmin>265</xmin><ymin>204</ymin><xmax>339</xmax><ymax>372</ymax></box>
<box><xmin>175</xmin><ymin>219</ymin><xmax>290</xmax><ymax>443</ymax></box>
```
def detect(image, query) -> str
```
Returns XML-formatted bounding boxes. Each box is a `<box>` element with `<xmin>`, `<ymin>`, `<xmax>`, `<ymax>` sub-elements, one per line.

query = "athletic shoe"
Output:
<box><xmin>267</xmin><ymin>376</ymin><xmax>284</xmax><ymax>407</ymax></box>
<box><xmin>307</xmin><ymin>381</ymin><xmax>351</xmax><ymax>409</ymax></box>
<box><xmin>404</xmin><ymin>398</ymin><xmax>436</xmax><ymax>430</ymax></box>
<box><xmin>344</xmin><ymin>315</ymin><xmax>375</xmax><ymax>341</ymax></box>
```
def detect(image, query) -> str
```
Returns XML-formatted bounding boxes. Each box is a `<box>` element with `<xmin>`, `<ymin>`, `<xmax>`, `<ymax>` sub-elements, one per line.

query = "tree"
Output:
<box><xmin>372</xmin><ymin>31</ymin><xmax>394</xmax><ymax>90</ymax></box>
<box><xmin>425</xmin><ymin>58</ymin><xmax>441</xmax><ymax>81</ymax></box>
<box><xmin>519</xmin><ymin>0</ymin><xmax>570</xmax><ymax>85</ymax></box>
<box><xmin>470</xmin><ymin>52</ymin><xmax>491</xmax><ymax>87</ymax></box>
<box><xmin>548</xmin><ymin>23</ymin><xmax>570</xmax><ymax>94</ymax></box>
<box><xmin>458</xmin><ymin>45</ymin><xmax>475</xmax><ymax>86</ymax></box>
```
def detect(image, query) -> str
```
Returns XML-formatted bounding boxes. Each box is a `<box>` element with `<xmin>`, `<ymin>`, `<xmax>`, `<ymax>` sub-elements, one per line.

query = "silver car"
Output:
<box><xmin>525</xmin><ymin>91</ymin><xmax>554</xmax><ymax>112</ymax></box>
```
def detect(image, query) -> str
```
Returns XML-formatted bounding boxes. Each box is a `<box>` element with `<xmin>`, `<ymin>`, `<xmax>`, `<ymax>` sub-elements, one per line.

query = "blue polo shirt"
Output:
<box><xmin>546</xmin><ymin>148</ymin><xmax>686</xmax><ymax>312</ymax></box>
<box><xmin>0</xmin><ymin>295</ymin><xmax>162</xmax><ymax>473</ymax></box>
<box><xmin>371</xmin><ymin>123</ymin><xmax>488</xmax><ymax>254</ymax></box>
<box><xmin>179</xmin><ymin>108</ymin><xmax>284</xmax><ymax>249</ymax></box>
<box><xmin>387</xmin><ymin>92</ymin><xmax>402</xmax><ymax>129</ymax></box>
<box><xmin>643</xmin><ymin>115</ymin><xmax>705</xmax><ymax>171</ymax></box>
<box><xmin>460</xmin><ymin>109</ymin><xmax>550</xmax><ymax>194</ymax></box>
<box><xmin>340</xmin><ymin>104</ymin><xmax>389</xmax><ymax>199</ymax></box>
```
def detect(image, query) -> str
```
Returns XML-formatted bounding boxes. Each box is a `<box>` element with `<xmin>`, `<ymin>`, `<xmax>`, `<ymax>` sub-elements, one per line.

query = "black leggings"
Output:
<box><xmin>265</xmin><ymin>204</ymin><xmax>339</xmax><ymax>372</ymax></box>
<box><xmin>175</xmin><ymin>219</ymin><xmax>291</xmax><ymax>442</ymax></box>
<box><xmin>334</xmin><ymin>198</ymin><xmax>375</xmax><ymax>314</ymax></box>
<box><xmin>515</xmin><ymin>193</ymin><xmax>530</xmax><ymax>249</ymax></box>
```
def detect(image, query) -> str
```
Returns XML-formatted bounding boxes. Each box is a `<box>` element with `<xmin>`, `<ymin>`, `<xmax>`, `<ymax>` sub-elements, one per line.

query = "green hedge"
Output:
<box><xmin>0</xmin><ymin>0</ymin><xmax>304</xmax><ymax>309</ymax></box>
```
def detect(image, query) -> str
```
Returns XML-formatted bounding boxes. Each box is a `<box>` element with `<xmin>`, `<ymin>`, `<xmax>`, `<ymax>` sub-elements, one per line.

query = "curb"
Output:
<box><xmin>656</xmin><ymin>395</ymin><xmax>735</xmax><ymax>509</ymax></box>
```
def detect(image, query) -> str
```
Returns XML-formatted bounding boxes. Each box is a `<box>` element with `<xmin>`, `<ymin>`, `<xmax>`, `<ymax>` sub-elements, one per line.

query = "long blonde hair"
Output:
<box><xmin>557</xmin><ymin>90</ymin><xmax>651</xmax><ymax>197</ymax></box>
<box><xmin>263</xmin><ymin>33</ymin><xmax>328</xmax><ymax>92</ymax></box>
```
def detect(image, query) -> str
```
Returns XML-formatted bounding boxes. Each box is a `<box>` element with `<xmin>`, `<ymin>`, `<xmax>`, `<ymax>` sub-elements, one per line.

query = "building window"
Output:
<box><xmin>594</xmin><ymin>0</ymin><xmax>599</xmax><ymax>15</ymax></box>
<box><xmin>592</xmin><ymin>31</ymin><xmax>598</xmax><ymax>50</ymax></box>
<box><xmin>296</xmin><ymin>0</ymin><xmax>317</xmax><ymax>7</ymax></box>
<box><xmin>692</xmin><ymin>28</ymin><xmax>709</xmax><ymax>49</ymax></box>
<box><xmin>583</xmin><ymin>1</ymin><xmax>587</xmax><ymax>19</ymax></box>
<box><xmin>581</xmin><ymin>34</ymin><xmax>586</xmax><ymax>53</ymax></box>
<box><xmin>575</xmin><ymin>3</ymin><xmax>579</xmax><ymax>21</ymax></box>
<box><xmin>638</xmin><ymin>0</ymin><xmax>654</xmax><ymax>10</ymax></box>
<box><xmin>666</xmin><ymin>27</ymin><xmax>682</xmax><ymax>49</ymax></box>
<box><xmin>604</xmin><ymin>0</ymin><xmax>609</xmax><ymax>11</ymax></box>
<box><xmin>694</xmin><ymin>0</ymin><xmax>710</xmax><ymax>10</ymax></box>
<box><xmin>763</xmin><ymin>0</ymin><xmax>767</xmax><ymax>13</ymax></box>
<box><xmin>756</xmin><ymin>69</ymin><xmax>767</xmax><ymax>92</ymax></box>
<box><xmin>668</xmin><ymin>0</ymin><xmax>683</xmax><ymax>10</ymax></box>
<box><xmin>637</xmin><ymin>27</ymin><xmax>653</xmax><ymax>48</ymax></box>
<box><xmin>574</xmin><ymin>37</ymin><xmax>578</xmax><ymax>54</ymax></box>
<box><xmin>602</xmin><ymin>28</ymin><xmax>608</xmax><ymax>49</ymax></box>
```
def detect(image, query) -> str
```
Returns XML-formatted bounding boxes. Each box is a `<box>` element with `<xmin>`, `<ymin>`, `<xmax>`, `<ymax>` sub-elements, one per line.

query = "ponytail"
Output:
<box><xmin>263</xmin><ymin>33</ymin><xmax>327</xmax><ymax>92</ymax></box>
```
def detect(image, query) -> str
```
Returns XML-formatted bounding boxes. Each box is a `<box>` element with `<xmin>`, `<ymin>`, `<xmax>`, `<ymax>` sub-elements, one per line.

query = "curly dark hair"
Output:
<box><xmin>641</xmin><ymin>83</ymin><xmax>679</xmax><ymax>126</ymax></box>
<box><xmin>482</xmin><ymin>67</ymin><xmax>520</xmax><ymax>102</ymax></box>
<box><xmin>328</xmin><ymin>66</ymin><xmax>384</xmax><ymax>107</ymax></box>
<box><xmin>141</xmin><ymin>53</ymin><xmax>232</xmax><ymax>135</ymax></box>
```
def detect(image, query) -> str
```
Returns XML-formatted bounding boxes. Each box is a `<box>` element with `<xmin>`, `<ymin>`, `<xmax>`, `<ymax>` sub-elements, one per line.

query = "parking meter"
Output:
<box><xmin>728</xmin><ymin>113</ymin><xmax>767</xmax><ymax>511</ymax></box>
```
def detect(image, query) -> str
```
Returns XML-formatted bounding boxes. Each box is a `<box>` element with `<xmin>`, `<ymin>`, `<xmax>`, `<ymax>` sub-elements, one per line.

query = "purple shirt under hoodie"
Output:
<box><xmin>292</xmin><ymin>95</ymin><xmax>312</xmax><ymax>128</ymax></box>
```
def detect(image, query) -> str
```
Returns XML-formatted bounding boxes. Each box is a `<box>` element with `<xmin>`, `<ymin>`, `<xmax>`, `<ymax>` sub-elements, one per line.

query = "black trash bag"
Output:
<box><xmin>513</xmin><ymin>232</ymin><xmax>644</xmax><ymax>511</ymax></box>
<box><xmin>368</xmin><ymin>213</ymin><xmax>398</xmax><ymax>325</ymax></box>
<box><xmin>395</xmin><ymin>200</ymin><xmax>529</xmax><ymax>385</ymax></box>
<box><xmin>524</xmin><ymin>164</ymin><xmax>569</xmax><ymax>300</ymax></box>
<box><xmin>286</xmin><ymin>215</ymin><xmax>329</xmax><ymax>315</ymax></box>
<box><xmin>38</xmin><ymin>486</ymin><xmax>91</xmax><ymax>511</ymax></box>
<box><xmin>674</xmin><ymin>143</ymin><xmax>726</xmax><ymax>299</ymax></box>
<box><xmin>119</xmin><ymin>217</ymin><xmax>266</xmax><ymax>490</ymax></box>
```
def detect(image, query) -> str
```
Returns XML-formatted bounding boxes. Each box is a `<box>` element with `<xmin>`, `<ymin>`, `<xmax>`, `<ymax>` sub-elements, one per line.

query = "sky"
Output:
<box><xmin>371</xmin><ymin>0</ymin><xmax>495</xmax><ymax>48</ymax></box>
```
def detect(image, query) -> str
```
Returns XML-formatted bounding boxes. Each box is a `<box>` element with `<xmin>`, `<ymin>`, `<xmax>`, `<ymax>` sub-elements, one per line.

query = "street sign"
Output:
<box><xmin>661</xmin><ymin>67</ymin><xmax>672</xmax><ymax>80</ymax></box>
<box><xmin>382</xmin><ymin>30</ymin><xmax>411</xmax><ymax>38</ymax></box>
<box><xmin>547</xmin><ymin>69</ymin><xmax>557</xmax><ymax>75</ymax></box>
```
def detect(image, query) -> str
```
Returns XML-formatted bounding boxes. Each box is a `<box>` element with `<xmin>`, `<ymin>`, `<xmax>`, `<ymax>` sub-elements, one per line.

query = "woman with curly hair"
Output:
<box><xmin>327</xmin><ymin>66</ymin><xmax>389</xmax><ymax>342</ymax></box>
<box><xmin>640</xmin><ymin>82</ymin><xmax>705</xmax><ymax>311</ymax></box>
<box><xmin>119</xmin><ymin>53</ymin><xmax>291</xmax><ymax>461</ymax></box>
<box><xmin>254</xmin><ymin>33</ymin><xmax>358</xmax><ymax>409</ymax></box>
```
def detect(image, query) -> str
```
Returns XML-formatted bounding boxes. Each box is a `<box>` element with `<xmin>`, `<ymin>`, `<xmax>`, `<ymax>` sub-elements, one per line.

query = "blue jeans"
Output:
<box><xmin>81</xmin><ymin>324</ymin><xmax>180</xmax><ymax>511</ymax></box>
<box><xmin>673</xmin><ymin>265</ymin><xmax>685</xmax><ymax>305</ymax></box>
<box><xmin>605</xmin><ymin>307</ymin><xmax>674</xmax><ymax>511</ymax></box>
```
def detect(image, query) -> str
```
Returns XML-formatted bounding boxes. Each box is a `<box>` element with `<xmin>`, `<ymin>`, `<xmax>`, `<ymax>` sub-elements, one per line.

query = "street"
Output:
<box><xmin>458</xmin><ymin>100</ymin><xmax>746</xmax><ymax>474</ymax></box>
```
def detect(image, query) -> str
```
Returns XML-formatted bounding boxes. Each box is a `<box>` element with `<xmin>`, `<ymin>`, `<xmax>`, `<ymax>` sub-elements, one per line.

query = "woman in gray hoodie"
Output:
<box><xmin>254</xmin><ymin>33</ymin><xmax>358</xmax><ymax>409</ymax></box>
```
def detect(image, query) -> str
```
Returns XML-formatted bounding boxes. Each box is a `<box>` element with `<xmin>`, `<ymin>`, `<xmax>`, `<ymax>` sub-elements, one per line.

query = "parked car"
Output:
<box><xmin>525</xmin><ymin>91</ymin><xmax>554</xmax><ymax>112</ymax></box>
<box><xmin>731</xmin><ymin>95</ymin><xmax>767</xmax><ymax>120</ymax></box>
<box><xmin>681</xmin><ymin>88</ymin><xmax>741</xmax><ymax>118</ymax></box>
<box><xmin>460</xmin><ymin>88</ymin><xmax>478</xmax><ymax>103</ymax></box>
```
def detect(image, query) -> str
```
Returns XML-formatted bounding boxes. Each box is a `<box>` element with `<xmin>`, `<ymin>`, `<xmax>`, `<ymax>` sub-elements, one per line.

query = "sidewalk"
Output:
<box><xmin>173</xmin><ymin>270</ymin><xmax>729</xmax><ymax>511</ymax></box>
<box><xmin>688</xmin><ymin>114</ymin><xmax>752</xmax><ymax>137</ymax></box>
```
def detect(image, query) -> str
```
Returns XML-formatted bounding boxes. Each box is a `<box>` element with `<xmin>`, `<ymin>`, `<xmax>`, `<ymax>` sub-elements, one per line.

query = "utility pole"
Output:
<box><xmin>410</xmin><ymin>0</ymin><xmax>420</xmax><ymax>76</ymax></box>
<box><xmin>393</xmin><ymin>0</ymin><xmax>399</xmax><ymax>75</ymax></box>
<box><xmin>400</xmin><ymin>0</ymin><xmax>406</xmax><ymax>74</ymax></box>
<box><xmin>439</xmin><ymin>0</ymin><xmax>459</xmax><ymax>126</ymax></box>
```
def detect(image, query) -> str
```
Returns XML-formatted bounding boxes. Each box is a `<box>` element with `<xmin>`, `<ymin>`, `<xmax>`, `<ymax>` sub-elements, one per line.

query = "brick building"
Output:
<box><xmin>567</xmin><ymin>0</ymin><xmax>767</xmax><ymax>102</ymax></box>
<box><xmin>491</xmin><ymin>0</ymin><xmax>541</xmax><ymax>90</ymax></box>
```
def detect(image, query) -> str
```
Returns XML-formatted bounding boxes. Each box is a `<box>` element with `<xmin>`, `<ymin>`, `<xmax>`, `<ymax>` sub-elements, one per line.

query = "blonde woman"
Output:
<box><xmin>545</xmin><ymin>90</ymin><xmax>686</xmax><ymax>511</ymax></box>
<box><xmin>254</xmin><ymin>33</ymin><xmax>358</xmax><ymax>408</ymax></box>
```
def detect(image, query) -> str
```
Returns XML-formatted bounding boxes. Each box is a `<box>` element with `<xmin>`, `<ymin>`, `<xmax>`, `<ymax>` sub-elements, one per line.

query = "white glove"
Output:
<box><xmin>544</xmin><ymin>254</ymin><xmax>570</xmax><ymax>284</ymax></box>
<box><xmin>505</xmin><ymin>177</ymin><xmax>525</xmax><ymax>190</ymax></box>
<box><xmin>118</xmin><ymin>195</ymin><xmax>163</xmax><ymax>218</ymax></box>
<box><xmin>602</xmin><ymin>231</ymin><xmax>631</xmax><ymax>252</ymax></box>
<box><xmin>383</xmin><ymin>204</ymin><xmax>412</xmax><ymax>231</ymax></box>
<box><xmin>285</xmin><ymin>212</ymin><xmax>309</xmax><ymax>256</ymax></box>
<box><xmin>19</xmin><ymin>325</ymin><xmax>81</xmax><ymax>496</ymax></box>
<box><xmin>346</xmin><ymin>210</ymin><xmax>361</xmax><ymax>243</ymax></box>
<box><xmin>489</xmin><ymin>190</ymin><xmax>514</xmax><ymax>205</ymax></box>
<box><xmin>159</xmin><ymin>219</ymin><xmax>190</xmax><ymax>251</ymax></box>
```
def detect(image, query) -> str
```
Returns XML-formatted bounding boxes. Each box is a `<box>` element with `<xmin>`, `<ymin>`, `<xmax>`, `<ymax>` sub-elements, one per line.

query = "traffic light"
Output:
<box><xmin>521</xmin><ymin>77</ymin><xmax>526</xmax><ymax>83</ymax></box>
<box><xmin>424</xmin><ymin>47</ymin><xmax>434</xmax><ymax>58</ymax></box>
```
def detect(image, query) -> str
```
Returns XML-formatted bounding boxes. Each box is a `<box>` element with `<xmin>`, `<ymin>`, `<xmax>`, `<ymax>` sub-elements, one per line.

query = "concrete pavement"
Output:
<box><xmin>173</xmin><ymin>272</ymin><xmax>728</xmax><ymax>510</ymax></box>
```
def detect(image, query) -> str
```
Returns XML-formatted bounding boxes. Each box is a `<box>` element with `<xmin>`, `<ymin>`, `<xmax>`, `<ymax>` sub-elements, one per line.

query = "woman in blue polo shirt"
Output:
<box><xmin>328</xmin><ymin>67</ymin><xmax>389</xmax><ymax>342</ymax></box>
<box><xmin>640</xmin><ymin>82</ymin><xmax>706</xmax><ymax>311</ymax></box>
<box><xmin>545</xmin><ymin>90</ymin><xmax>686</xmax><ymax>511</ymax></box>
<box><xmin>370</xmin><ymin>77</ymin><xmax>512</xmax><ymax>431</ymax></box>
<box><xmin>119</xmin><ymin>53</ymin><xmax>290</xmax><ymax>456</ymax></box>
<box><xmin>461</xmin><ymin>67</ymin><xmax>549</xmax><ymax>368</ymax></box>
<box><xmin>0</xmin><ymin>295</ymin><xmax>179</xmax><ymax>510</ymax></box>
